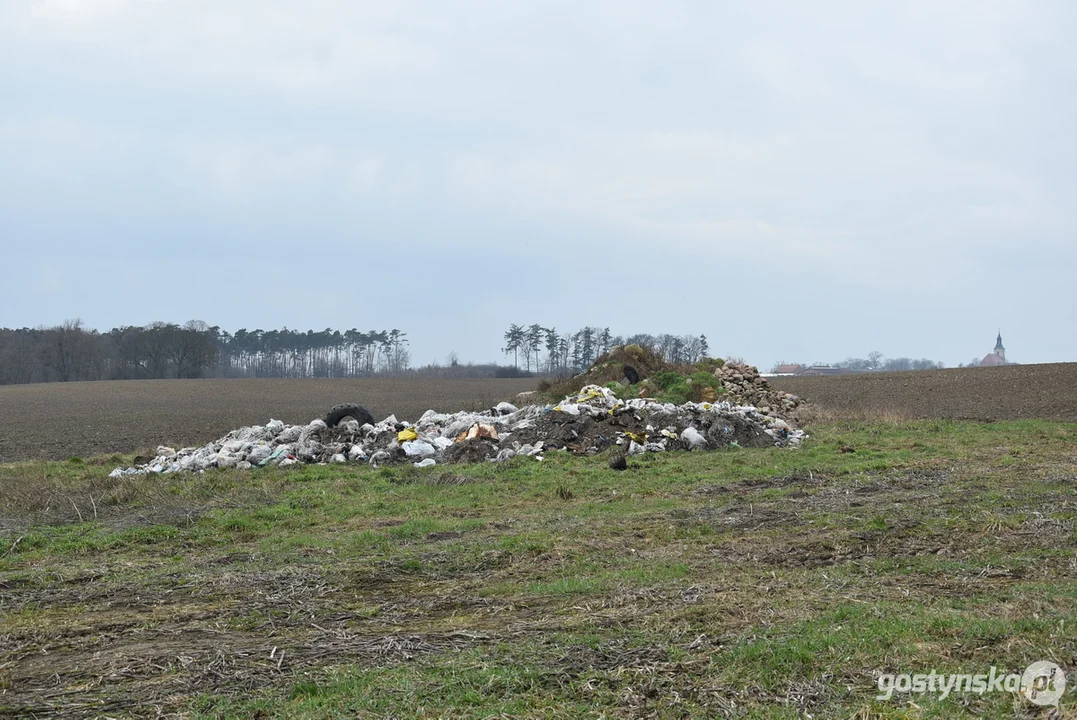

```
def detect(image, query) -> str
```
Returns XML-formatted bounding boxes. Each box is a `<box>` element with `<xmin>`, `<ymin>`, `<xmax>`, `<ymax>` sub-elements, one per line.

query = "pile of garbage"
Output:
<box><xmin>109</xmin><ymin>385</ymin><xmax>805</xmax><ymax>477</ymax></box>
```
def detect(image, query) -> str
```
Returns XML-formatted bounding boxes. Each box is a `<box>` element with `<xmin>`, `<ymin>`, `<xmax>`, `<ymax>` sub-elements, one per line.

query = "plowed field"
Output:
<box><xmin>0</xmin><ymin>378</ymin><xmax>537</xmax><ymax>462</ymax></box>
<box><xmin>772</xmin><ymin>362</ymin><xmax>1077</xmax><ymax>422</ymax></box>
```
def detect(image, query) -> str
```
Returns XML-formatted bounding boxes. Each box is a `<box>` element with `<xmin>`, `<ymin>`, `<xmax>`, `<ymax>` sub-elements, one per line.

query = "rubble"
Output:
<box><xmin>108</xmin><ymin>384</ymin><xmax>806</xmax><ymax>478</ymax></box>
<box><xmin>715</xmin><ymin>361</ymin><xmax>804</xmax><ymax>421</ymax></box>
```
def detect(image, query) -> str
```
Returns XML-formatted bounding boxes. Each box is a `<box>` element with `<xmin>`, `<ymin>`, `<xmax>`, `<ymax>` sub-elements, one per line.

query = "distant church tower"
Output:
<box><xmin>994</xmin><ymin>331</ymin><xmax>1006</xmax><ymax>363</ymax></box>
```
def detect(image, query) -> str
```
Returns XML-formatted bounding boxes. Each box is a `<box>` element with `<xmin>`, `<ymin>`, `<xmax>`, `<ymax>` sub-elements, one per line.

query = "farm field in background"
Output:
<box><xmin>0</xmin><ymin>378</ymin><xmax>537</xmax><ymax>463</ymax></box>
<box><xmin>3</xmin><ymin>362</ymin><xmax>1076</xmax><ymax>464</ymax></box>
<box><xmin>772</xmin><ymin>362</ymin><xmax>1077</xmax><ymax>423</ymax></box>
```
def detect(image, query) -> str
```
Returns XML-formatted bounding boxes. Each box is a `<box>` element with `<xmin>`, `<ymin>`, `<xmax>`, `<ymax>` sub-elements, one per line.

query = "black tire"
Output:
<box><xmin>324</xmin><ymin>403</ymin><xmax>376</xmax><ymax>428</ymax></box>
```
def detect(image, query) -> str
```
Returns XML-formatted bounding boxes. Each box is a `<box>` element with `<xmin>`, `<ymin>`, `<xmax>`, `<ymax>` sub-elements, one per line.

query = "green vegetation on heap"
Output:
<box><xmin>539</xmin><ymin>344</ymin><xmax>728</xmax><ymax>406</ymax></box>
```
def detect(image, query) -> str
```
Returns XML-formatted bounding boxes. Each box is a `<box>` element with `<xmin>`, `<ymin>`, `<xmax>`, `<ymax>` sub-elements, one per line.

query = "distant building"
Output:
<box><xmin>978</xmin><ymin>332</ymin><xmax>1011</xmax><ymax>366</ymax></box>
<box><xmin>797</xmin><ymin>365</ymin><xmax>854</xmax><ymax>376</ymax></box>
<box><xmin>764</xmin><ymin>363</ymin><xmax>855</xmax><ymax>377</ymax></box>
<box><xmin>773</xmin><ymin>364</ymin><xmax>803</xmax><ymax>375</ymax></box>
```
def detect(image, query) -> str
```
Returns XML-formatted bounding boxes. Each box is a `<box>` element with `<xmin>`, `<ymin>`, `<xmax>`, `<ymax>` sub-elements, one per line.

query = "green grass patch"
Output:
<box><xmin>3</xmin><ymin>418</ymin><xmax>1077</xmax><ymax>717</ymax></box>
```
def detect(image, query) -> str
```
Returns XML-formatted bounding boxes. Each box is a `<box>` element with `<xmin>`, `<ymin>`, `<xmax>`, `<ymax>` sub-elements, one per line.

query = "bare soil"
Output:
<box><xmin>772</xmin><ymin>362</ymin><xmax>1077</xmax><ymax>423</ymax></box>
<box><xmin>0</xmin><ymin>378</ymin><xmax>538</xmax><ymax>463</ymax></box>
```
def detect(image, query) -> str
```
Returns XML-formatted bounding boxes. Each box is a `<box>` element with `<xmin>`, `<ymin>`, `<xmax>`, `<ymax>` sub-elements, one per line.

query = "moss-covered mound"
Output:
<box><xmin>537</xmin><ymin>346</ymin><xmax>727</xmax><ymax>405</ymax></box>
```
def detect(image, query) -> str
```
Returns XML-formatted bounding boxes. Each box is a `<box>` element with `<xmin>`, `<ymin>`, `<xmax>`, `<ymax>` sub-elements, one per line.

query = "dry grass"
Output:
<box><xmin>0</xmin><ymin>459</ymin><xmax>288</xmax><ymax>534</ymax></box>
<box><xmin>795</xmin><ymin>403</ymin><xmax>916</xmax><ymax>426</ymax></box>
<box><xmin>3</xmin><ymin>419</ymin><xmax>1077</xmax><ymax>717</ymax></box>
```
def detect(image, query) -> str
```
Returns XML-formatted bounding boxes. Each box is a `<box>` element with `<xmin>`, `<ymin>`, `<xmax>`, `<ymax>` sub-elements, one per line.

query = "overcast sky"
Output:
<box><xmin>2</xmin><ymin>0</ymin><xmax>1074</xmax><ymax>369</ymax></box>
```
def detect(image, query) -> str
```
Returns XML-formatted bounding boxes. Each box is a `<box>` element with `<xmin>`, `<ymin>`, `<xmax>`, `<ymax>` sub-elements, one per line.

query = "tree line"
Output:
<box><xmin>0</xmin><ymin>319</ymin><xmax>717</xmax><ymax>386</ymax></box>
<box><xmin>502</xmin><ymin>325</ymin><xmax>710</xmax><ymax>373</ymax></box>
<box><xmin>770</xmin><ymin>351</ymin><xmax>945</xmax><ymax>374</ymax></box>
<box><xmin>0</xmin><ymin>321</ymin><xmax>413</xmax><ymax>385</ymax></box>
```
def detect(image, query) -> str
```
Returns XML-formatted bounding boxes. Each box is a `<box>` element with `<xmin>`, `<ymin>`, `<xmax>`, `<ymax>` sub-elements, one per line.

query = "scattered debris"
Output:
<box><xmin>493</xmin><ymin>402</ymin><xmax>517</xmax><ymax>416</ymax></box>
<box><xmin>109</xmin><ymin>382</ymin><xmax>806</xmax><ymax>477</ymax></box>
<box><xmin>680</xmin><ymin>427</ymin><xmax>708</xmax><ymax>451</ymax></box>
<box><xmin>455</xmin><ymin>424</ymin><xmax>499</xmax><ymax>443</ymax></box>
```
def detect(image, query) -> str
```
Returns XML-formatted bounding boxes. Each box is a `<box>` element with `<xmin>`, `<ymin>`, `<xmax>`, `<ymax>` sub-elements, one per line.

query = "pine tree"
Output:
<box><xmin>503</xmin><ymin>324</ymin><xmax>525</xmax><ymax>368</ymax></box>
<box><xmin>526</xmin><ymin>324</ymin><xmax>544</xmax><ymax>371</ymax></box>
<box><xmin>570</xmin><ymin>332</ymin><xmax>583</xmax><ymax>370</ymax></box>
<box><xmin>544</xmin><ymin>327</ymin><xmax>560</xmax><ymax>372</ymax></box>
<box><xmin>599</xmin><ymin>327</ymin><xmax>612</xmax><ymax>355</ymax></box>
<box><xmin>580</xmin><ymin>327</ymin><xmax>595</xmax><ymax>366</ymax></box>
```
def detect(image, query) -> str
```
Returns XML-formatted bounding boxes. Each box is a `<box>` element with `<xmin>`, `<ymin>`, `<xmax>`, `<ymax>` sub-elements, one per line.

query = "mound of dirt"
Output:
<box><xmin>442</xmin><ymin>438</ymin><xmax>501</xmax><ymax>464</ymax></box>
<box><xmin>538</xmin><ymin>345</ymin><xmax>670</xmax><ymax>399</ymax></box>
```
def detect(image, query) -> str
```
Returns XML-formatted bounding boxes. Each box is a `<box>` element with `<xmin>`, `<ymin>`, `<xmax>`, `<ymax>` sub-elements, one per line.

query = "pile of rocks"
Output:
<box><xmin>109</xmin><ymin>384</ymin><xmax>806</xmax><ymax>477</ymax></box>
<box><xmin>715</xmin><ymin>361</ymin><xmax>802</xmax><ymax>421</ymax></box>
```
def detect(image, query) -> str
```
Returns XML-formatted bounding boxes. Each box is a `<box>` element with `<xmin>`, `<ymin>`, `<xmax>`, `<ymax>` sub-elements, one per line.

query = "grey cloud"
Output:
<box><xmin>1</xmin><ymin>0</ymin><xmax>1074</xmax><ymax>367</ymax></box>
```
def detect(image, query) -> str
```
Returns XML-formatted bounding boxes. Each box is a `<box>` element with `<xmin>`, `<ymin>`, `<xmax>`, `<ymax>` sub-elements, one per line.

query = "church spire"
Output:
<box><xmin>994</xmin><ymin>331</ymin><xmax>1005</xmax><ymax>362</ymax></box>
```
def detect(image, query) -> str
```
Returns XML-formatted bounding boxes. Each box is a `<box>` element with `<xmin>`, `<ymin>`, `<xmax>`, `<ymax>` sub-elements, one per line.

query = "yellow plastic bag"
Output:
<box><xmin>397</xmin><ymin>428</ymin><xmax>418</xmax><ymax>443</ymax></box>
